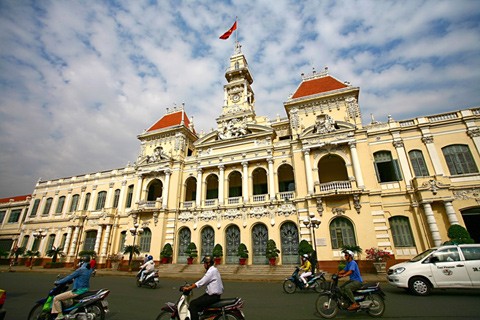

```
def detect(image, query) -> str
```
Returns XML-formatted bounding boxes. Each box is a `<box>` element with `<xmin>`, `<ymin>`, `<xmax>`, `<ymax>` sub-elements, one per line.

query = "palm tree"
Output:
<box><xmin>11</xmin><ymin>246</ymin><xmax>26</xmax><ymax>263</ymax></box>
<box><xmin>23</xmin><ymin>250</ymin><xmax>40</xmax><ymax>269</ymax></box>
<box><xmin>123</xmin><ymin>245</ymin><xmax>141</xmax><ymax>269</ymax></box>
<box><xmin>46</xmin><ymin>246</ymin><xmax>65</xmax><ymax>263</ymax></box>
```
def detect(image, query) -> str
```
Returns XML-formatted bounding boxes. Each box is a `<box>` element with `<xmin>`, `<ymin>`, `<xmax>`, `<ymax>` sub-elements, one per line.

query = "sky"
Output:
<box><xmin>1</xmin><ymin>0</ymin><xmax>479</xmax><ymax>198</ymax></box>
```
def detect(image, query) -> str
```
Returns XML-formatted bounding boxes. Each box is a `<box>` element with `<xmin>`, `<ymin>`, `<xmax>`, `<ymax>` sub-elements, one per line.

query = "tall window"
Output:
<box><xmin>96</xmin><ymin>191</ymin><xmax>107</xmax><ymax>210</ymax></box>
<box><xmin>374</xmin><ymin>151</ymin><xmax>403</xmax><ymax>182</ymax></box>
<box><xmin>205</xmin><ymin>174</ymin><xmax>219</xmax><ymax>200</ymax></box>
<box><xmin>139</xmin><ymin>228</ymin><xmax>152</xmax><ymax>252</ymax></box>
<box><xmin>70</xmin><ymin>194</ymin><xmax>80</xmax><ymax>212</ymax></box>
<box><xmin>30</xmin><ymin>199</ymin><xmax>40</xmax><ymax>216</ymax></box>
<box><xmin>252</xmin><ymin>168</ymin><xmax>268</xmax><ymax>195</ymax></box>
<box><xmin>389</xmin><ymin>216</ymin><xmax>415</xmax><ymax>247</ymax></box>
<box><xmin>60</xmin><ymin>233</ymin><xmax>67</xmax><ymax>250</ymax></box>
<box><xmin>0</xmin><ymin>211</ymin><xmax>5</xmax><ymax>224</ymax></box>
<box><xmin>330</xmin><ymin>217</ymin><xmax>357</xmax><ymax>249</ymax></box>
<box><xmin>46</xmin><ymin>234</ymin><xmax>55</xmax><ymax>250</ymax></box>
<box><xmin>113</xmin><ymin>189</ymin><xmax>121</xmax><ymax>208</ymax></box>
<box><xmin>43</xmin><ymin>197</ymin><xmax>53</xmax><ymax>215</ymax></box>
<box><xmin>83</xmin><ymin>193</ymin><xmax>91</xmax><ymax>210</ymax></box>
<box><xmin>56</xmin><ymin>196</ymin><xmax>66</xmax><ymax>214</ymax></box>
<box><xmin>228</xmin><ymin>171</ymin><xmax>242</xmax><ymax>198</ymax></box>
<box><xmin>118</xmin><ymin>231</ymin><xmax>127</xmax><ymax>252</ymax></box>
<box><xmin>126</xmin><ymin>185</ymin><xmax>134</xmax><ymax>208</ymax></box>
<box><xmin>409</xmin><ymin>150</ymin><xmax>429</xmax><ymax>177</ymax></box>
<box><xmin>83</xmin><ymin>230</ymin><xmax>97</xmax><ymax>251</ymax></box>
<box><xmin>21</xmin><ymin>235</ymin><xmax>29</xmax><ymax>248</ymax></box>
<box><xmin>442</xmin><ymin>144</ymin><xmax>478</xmax><ymax>175</ymax></box>
<box><xmin>8</xmin><ymin>209</ymin><xmax>22</xmax><ymax>223</ymax></box>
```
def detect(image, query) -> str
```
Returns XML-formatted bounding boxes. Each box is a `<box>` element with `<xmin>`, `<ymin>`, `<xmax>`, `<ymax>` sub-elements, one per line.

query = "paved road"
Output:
<box><xmin>1</xmin><ymin>271</ymin><xmax>480</xmax><ymax>319</ymax></box>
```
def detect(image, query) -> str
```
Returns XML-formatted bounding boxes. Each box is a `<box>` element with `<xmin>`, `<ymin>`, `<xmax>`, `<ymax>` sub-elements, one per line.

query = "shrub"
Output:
<box><xmin>160</xmin><ymin>243</ymin><xmax>173</xmax><ymax>258</ymax></box>
<box><xmin>445</xmin><ymin>224</ymin><xmax>474</xmax><ymax>244</ymax></box>
<box><xmin>237</xmin><ymin>243</ymin><xmax>249</xmax><ymax>259</ymax></box>
<box><xmin>212</xmin><ymin>244</ymin><xmax>223</xmax><ymax>258</ymax></box>
<box><xmin>266</xmin><ymin>239</ymin><xmax>280</xmax><ymax>259</ymax></box>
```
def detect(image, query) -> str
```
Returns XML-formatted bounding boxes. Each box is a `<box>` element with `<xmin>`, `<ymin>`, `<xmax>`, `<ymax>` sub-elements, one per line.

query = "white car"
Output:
<box><xmin>387</xmin><ymin>244</ymin><xmax>480</xmax><ymax>295</ymax></box>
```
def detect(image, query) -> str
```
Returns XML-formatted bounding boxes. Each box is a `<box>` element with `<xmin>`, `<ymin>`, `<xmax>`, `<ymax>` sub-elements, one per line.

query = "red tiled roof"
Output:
<box><xmin>0</xmin><ymin>195</ymin><xmax>30</xmax><ymax>203</ymax></box>
<box><xmin>147</xmin><ymin>110</ymin><xmax>191</xmax><ymax>132</ymax></box>
<box><xmin>291</xmin><ymin>76</ymin><xmax>347</xmax><ymax>99</ymax></box>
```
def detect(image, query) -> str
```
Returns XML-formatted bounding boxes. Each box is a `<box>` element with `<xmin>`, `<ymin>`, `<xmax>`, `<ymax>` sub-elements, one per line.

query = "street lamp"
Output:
<box><xmin>303</xmin><ymin>216</ymin><xmax>321</xmax><ymax>252</ymax></box>
<box><xmin>128</xmin><ymin>223</ymin><xmax>143</xmax><ymax>269</ymax></box>
<box><xmin>30</xmin><ymin>229</ymin><xmax>46</xmax><ymax>269</ymax></box>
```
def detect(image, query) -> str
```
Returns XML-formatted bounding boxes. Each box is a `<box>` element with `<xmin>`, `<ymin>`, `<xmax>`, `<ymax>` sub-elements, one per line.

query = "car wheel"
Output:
<box><xmin>409</xmin><ymin>277</ymin><xmax>431</xmax><ymax>296</ymax></box>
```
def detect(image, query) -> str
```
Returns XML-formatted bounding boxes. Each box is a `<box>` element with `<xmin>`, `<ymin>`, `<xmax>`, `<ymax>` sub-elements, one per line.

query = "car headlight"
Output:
<box><xmin>392</xmin><ymin>267</ymin><xmax>405</xmax><ymax>275</ymax></box>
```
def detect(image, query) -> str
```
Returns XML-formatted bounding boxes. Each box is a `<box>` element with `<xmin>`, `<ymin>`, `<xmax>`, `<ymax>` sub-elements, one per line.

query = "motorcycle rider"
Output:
<box><xmin>299</xmin><ymin>254</ymin><xmax>312</xmax><ymax>287</ymax></box>
<box><xmin>182</xmin><ymin>255</ymin><xmax>224</xmax><ymax>320</ymax></box>
<box><xmin>139</xmin><ymin>255</ymin><xmax>155</xmax><ymax>282</ymax></box>
<box><xmin>51</xmin><ymin>255</ymin><xmax>93</xmax><ymax>319</ymax></box>
<box><xmin>338</xmin><ymin>250</ymin><xmax>363</xmax><ymax>311</ymax></box>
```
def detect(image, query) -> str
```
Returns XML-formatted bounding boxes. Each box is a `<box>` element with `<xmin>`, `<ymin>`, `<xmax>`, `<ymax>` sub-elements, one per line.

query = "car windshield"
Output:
<box><xmin>410</xmin><ymin>249</ymin><xmax>436</xmax><ymax>262</ymax></box>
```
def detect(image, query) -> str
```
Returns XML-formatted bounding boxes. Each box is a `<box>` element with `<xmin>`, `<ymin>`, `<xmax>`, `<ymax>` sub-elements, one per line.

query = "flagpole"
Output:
<box><xmin>235</xmin><ymin>16</ymin><xmax>238</xmax><ymax>44</ymax></box>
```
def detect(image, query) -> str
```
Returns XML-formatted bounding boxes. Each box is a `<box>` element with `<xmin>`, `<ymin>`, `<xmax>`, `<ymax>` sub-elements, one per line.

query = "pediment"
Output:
<box><xmin>195</xmin><ymin>123</ymin><xmax>274</xmax><ymax>146</ymax></box>
<box><xmin>300</xmin><ymin>116</ymin><xmax>356</xmax><ymax>139</ymax></box>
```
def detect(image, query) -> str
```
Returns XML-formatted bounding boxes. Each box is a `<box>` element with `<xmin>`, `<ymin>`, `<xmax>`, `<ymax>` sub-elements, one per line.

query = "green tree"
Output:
<box><xmin>46</xmin><ymin>247</ymin><xmax>65</xmax><ymax>263</ymax></box>
<box><xmin>298</xmin><ymin>240</ymin><xmax>313</xmax><ymax>256</ymax></box>
<box><xmin>266</xmin><ymin>239</ymin><xmax>280</xmax><ymax>259</ymax></box>
<box><xmin>23</xmin><ymin>250</ymin><xmax>40</xmax><ymax>269</ymax></box>
<box><xmin>160</xmin><ymin>243</ymin><xmax>173</xmax><ymax>258</ymax></box>
<box><xmin>237</xmin><ymin>243</ymin><xmax>249</xmax><ymax>259</ymax></box>
<box><xmin>445</xmin><ymin>224</ymin><xmax>474</xmax><ymax>244</ymax></box>
<box><xmin>123</xmin><ymin>245</ymin><xmax>141</xmax><ymax>267</ymax></box>
<box><xmin>185</xmin><ymin>242</ymin><xmax>198</xmax><ymax>258</ymax></box>
<box><xmin>212</xmin><ymin>244</ymin><xmax>223</xmax><ymax>258</ymax></box>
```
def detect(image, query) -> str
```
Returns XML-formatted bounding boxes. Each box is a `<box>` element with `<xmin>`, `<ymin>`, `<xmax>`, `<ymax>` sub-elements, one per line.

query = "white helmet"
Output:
<box><xmin>302</xmin><ymin>254</ymin><xmax>309</xmax><ymax>259</ymax></box>
<box><xmin>342</xmin><ymin>250</ymin><xmax>354</xmax><ymax>257</ymax></box>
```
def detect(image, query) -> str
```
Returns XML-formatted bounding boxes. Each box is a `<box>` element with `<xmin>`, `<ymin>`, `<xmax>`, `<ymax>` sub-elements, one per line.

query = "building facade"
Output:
<box><xmin>2</xmin><ymin>42</ymin><xmax>479</xmax><ymax>266</ymax></box>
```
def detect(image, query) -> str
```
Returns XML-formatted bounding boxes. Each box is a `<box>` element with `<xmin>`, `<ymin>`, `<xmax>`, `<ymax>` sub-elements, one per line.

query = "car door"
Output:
<box><xmin>429</xmin><ymin>247</ymin><xmax>471</xmax><ymax>288</ymax></box>
<box><xmin>459</xmin><ymin>245</ymin><xmax>480</xmax><ymax>287</ymax></box>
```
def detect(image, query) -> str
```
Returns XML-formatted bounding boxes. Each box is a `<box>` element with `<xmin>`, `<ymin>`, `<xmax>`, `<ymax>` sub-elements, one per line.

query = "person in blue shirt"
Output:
<box><xmin>338</xmin><ymin>250</ymin><xmax>363</xmax><ymax>311</ymax></box>
<box><xmin>51</xmin><ymin>256</ymin><xmax>93</xmax><ymax>319</ymax></box>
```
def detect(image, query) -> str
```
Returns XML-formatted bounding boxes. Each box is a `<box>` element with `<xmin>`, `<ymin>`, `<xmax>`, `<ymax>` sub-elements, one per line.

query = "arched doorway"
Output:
<box><xmin>461</xmin><ymin>207</ymin><xmax>480</xmax><ymax>243</ymax></box>
<box><xmin>177</xmin><ymin>228</ymin><xmax>191</xmax><ymax>263</ymax></box>
<box><xmin>280</xmin><ymin>222</ymin><xmax>299</xmax><ymax>264</ymax></box>
<box><xmin>225</xmin><ymin>225</ymin><xmax>240</xmax><ymax>264</ymax></box>
<box><xmin>147</xmin><ymin>179</ymin><xmax>163</xmax><ymax>201</ymax></box>
<box><xmin>201</xmin><ymin>226</ymin><xmax>215</xmax><ymax>257</ymax></box>
<box><xmin>318</xmin><ymin>154</ymin><xmax>348</xmax><ymax>183</ymax></box>
<box><xmin>252</xmin><ymin>223</ymin><xmax>268</xmax><ymax>264</ymax></box>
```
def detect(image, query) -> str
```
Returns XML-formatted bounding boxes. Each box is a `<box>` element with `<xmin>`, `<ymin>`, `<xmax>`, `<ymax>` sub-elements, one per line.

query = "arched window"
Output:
<box><xmin>225</xmin><ymin>225</ymin><xmax>240</xmax><ymax>264</ymax></box>
<box><xmin>43</xmin><ymin>197</ymin><xmax>53</xmax><ymax>215</ymax></box>
<box><xmin>409</xmin><ymin>150</ymin><xmax>429</xmax><ymax>177</ymax></box>
<box><xmin>252</xmin><ymin>223</ymin><xmax>268</xmax><ymax>264</ymax></box>
<box><xmin>56</xmin><ymin>196</ymin><xmax>65</xmax><ymax>214</ymax></box>
<box><xmin>83</xmin><ymin>193</ymin><xmax>91</xmax><ymax>210</ymax></box>
<box><xmin>96</xmin><ymin>191</ymin><xmax>107</xmax><ymax>210</ymax></box>
<box><xmin>201</xmin><ymin>226</ymin><xmax>215</xmax><ymax>257</ymax></box>
<box><xmin>60</xmin><ymin>233</ymin><xmax>67</xmax><ymax>250</ymax></box>
<box><xmin>30</xmin><ymin>199</ymin><xmax>40</xmax><ymax>216</ymax></box>
<box><xmin>83</xmin><ymin>230</ymin><xmax>97</xmax><ymax>251</ymax></box>
<box><xmin>46</xmin><ymin>234</ymin><xmax>56</xmax><ymax>251</ymax></box>
<box><xmin>118</xmin><ymin>231</ymin><xmax>127</xmax><ymax>252</ymax></box>
<box><xmin>206</xmin><ymin>174</ymin><xmax>219</xmax><ymax>200</ymax></box>
<box><xmin>113</xmin><ymin>189</ymin><xmax>121</xmax><ymax>208</ymax></box>
<box><xmin>442</xmin><ymin>144</ymin><xmax>478</xmax><ymax>175</ymax></box>
<box><xmin>228</xmin><ymin>171</ymin><xmax>242</xmax><ymax>198</ymax></box>
<box><xmin>374</xmin><ymin>151</ymin><xmax>402</xmax><ymax>182</ymax></box>
<box><xmin>147</xmin><ymin>179</ymin><xmax>163</xmax><ymax>201</ymax></box>
<box><xmin>126</xmin><ymin>185</ymin><xmax>134</xmax><ymax>208</ymax></box>
<box><xmin>139</xmin><ymin>228</ymin><xmax>152</xmax><ymax>252</ymax></box>
<box><xmin>389</xmin><ymin>216</ymin><xmax>415</xmax><ymax>247</ymax></box>
<box><xmin>184</xmin><ymin>177</ymin><xmax>197</xmax><ymax>202</ymax></box>
<box><xmin>252</xmin><ymin>168</ymin><xmax>268</xmax><ymax>196</ymax></box>
<box><xmin>330</xmin><ymin>217</ymin><xmax>357</xmax><ymax>249</ymax></box>
<box><xmin>21</xmin><ymin>235</ymin><xmax>29</xmax><ymax>249</ymax></box>
<box><xmin>70</xmin><ymin>194</ymin><xmax>80</xmax><ymax>212</ymax></box>
<box><xmin>278</xmin><ymin>164</ymin><xmax>295</xmax><ymax>193</ymax></box>
<box><xmin>280</xmin><ymin>222</ymin><xmax>299</xmax><ymax>264</ymax></box>
<box><xmin>177</xmin><ymin>228</ymin><xmax>191</xmax><ymax>263</ymax></box>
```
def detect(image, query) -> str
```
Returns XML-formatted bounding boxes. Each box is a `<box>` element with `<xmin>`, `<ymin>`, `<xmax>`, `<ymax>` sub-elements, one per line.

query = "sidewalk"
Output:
<box><xmin>0</xmin><ymin>264</ymin><xmax>388</xmax><ymax>283</ymax></box>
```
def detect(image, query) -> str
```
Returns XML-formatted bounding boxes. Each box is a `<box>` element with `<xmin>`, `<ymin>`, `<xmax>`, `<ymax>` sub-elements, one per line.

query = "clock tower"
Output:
<box><xmin>216</xmin><ymin>42</ymin><xmax>256</xmax><ymax>139</ymax></box>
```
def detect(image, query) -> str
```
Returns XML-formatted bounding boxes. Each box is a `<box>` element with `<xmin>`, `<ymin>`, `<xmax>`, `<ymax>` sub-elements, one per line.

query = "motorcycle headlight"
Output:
<box><xmin>392</xmin><ymin>267</ymin><xmax>405</xmax><ymax>274</ymax></box>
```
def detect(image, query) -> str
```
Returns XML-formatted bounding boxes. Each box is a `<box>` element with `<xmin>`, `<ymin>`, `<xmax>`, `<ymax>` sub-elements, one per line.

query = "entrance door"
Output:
<box><xmin>281</xmin><ymin>222</ymin><xmax>299</xmax><ymax>265</ymax></box>
<box><xmin>252</xmin><ymin>224</ymin><xmax>268</xmax><ymax>264</ymax></box>
<box><xmin>226</xmin><ymin>225</ymin><xmax>240</xmax><ymax>264</ymax></box>
<box><xmin>201</xmin><ymin>226</ymin><xmax>215</xmax><ymax>257</ymax></box>
<box><xmin>177</xmin><ymin>228</ymin><xmax>191</xmax><ymax>264</ymax></box>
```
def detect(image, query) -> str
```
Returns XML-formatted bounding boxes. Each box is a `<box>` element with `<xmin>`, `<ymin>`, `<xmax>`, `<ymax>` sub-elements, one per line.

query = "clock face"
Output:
<box><xmin>232</xmin><ymin>94</ymin><xmax>240</xmax><ymax>102</ymax></box>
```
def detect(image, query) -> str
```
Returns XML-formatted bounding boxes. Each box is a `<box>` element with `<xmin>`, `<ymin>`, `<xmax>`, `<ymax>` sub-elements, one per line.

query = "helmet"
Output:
<box><xmin>302</xmin><ymin>254</ymin><xmax>309</xmax><ymax>259</ymax></box>
<box><xmin>148</xmin><ymin>255</ymin><xmax>153</xmax><ymax>261</ymax></box>
<box><xmin>82</xmin><ymin>255</ymin><xmax>91</xmax><ymax>263</ymax></box>
<box><xmin>202</xmin><ymin>255</ymin><xmax>214</xmax><ymax>267</ymax></box>
<box><xmin>342</xmin><ymin>250</ymin><xmax>354</xmax><ymax>257</ymax></box>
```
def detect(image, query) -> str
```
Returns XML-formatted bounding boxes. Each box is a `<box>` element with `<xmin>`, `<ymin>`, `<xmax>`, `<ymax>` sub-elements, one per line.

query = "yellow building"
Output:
<box><xmin>3</xmin><ymin>42</ymin><xmax>479</xmax><ymax>267</ymax></box>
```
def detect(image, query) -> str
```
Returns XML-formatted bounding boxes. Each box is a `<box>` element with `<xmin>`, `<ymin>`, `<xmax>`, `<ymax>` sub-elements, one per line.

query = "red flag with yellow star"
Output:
<box><xmin>219</xmin><ymin>21</ymin><xmax>237</xmax><ymax>40</ymax></box>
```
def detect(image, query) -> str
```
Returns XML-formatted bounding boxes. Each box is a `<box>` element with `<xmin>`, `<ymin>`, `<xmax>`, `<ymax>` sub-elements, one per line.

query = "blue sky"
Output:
<box><xmin>1</xmin><ymin>0</ymin><xmax>479</xmax><ymax>198</ymax></box>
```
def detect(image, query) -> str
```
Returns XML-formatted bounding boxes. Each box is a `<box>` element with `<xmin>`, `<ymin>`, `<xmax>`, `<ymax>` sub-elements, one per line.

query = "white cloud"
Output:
<box><xmin>0</xmin><ymin>0</ymin><xmax>479</xmax><ymax>197</ymax></box>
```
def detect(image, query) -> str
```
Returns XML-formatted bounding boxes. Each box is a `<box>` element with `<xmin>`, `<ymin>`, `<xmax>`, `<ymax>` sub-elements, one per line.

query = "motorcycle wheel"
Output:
<box><xmin>282</xmin><ymin>279</ymin><xmax>296</xmax><ymax>294</ymax></box>
<box><xmin>86</xmin><ymin>301</ymin><xmax>106</xmax><ymax>320</ymax></box>
<box><xmin>315</xmin><ymin>294</ymin><xmax>338</xmax><ymax>319</ymax></box>
<box><xmin>313</xmin><ymin>279</ymin><xmax>326</xmax><ymax>293</ymax></box>
<box><xmin>150</xmin><ymin>281</ymin><xmax>158</xmax><ymax>289</ymax></box>
<box><xmin>28</xmin><ymin>303</ymin><xmax>49</xmax><ymax>320</ymax></box>
<box><xmin>136</xmin><ymin>279</ymin><xmax>142</xmax><ymax>287</ymax></box>
<box><xmin>213</xmin><ymin>311</ymin><xmax>244</xmax><ymax>320</ymax></box>
<box><xmin>365</xmin><ymin>293</ymin><xmax>385</xmax><ymax>317</ymax></box>
<box><xmin>156</xmin><ymin>310</ymin><xmax>177</xmax><ymax>320</ymax></box>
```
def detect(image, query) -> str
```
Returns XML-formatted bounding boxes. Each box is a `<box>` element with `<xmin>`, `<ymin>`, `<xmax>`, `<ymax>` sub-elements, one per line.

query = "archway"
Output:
<box><xmin>280</xmin><ymin>222</ymin><xmax>299</xmax><ymax>264</ymax></box>
<box><xmin>252</xmin><ymin>223</ymin><xmax>268</xmax><ymax>264</ymax></box>
<box><xmin>177</xmin><ymin>228</ymin><xmax>191</xmax><ymax>263</ymax></box>
<box><xmin>225</xmin><ymin>225</ymin><xmax>241</xmax><ymax>264</ymax></box>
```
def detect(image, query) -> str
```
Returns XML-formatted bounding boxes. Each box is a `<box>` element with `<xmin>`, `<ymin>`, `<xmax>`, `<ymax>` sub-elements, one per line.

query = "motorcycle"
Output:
<box><xmin>136</xmin><ymin>268</ymin><xmax>160</xmax><ymax>289</ymax></box>
<box><xmin>27</xmin><ymin>277</ymin><xmax>110</xmax><ymax>320</ymax></box>
<box><xmin>156</xmin><ymin>284</ymin><xmax>245</xmax><ymax>320</ymax></box>
<box><xmin>315</xmin><ymin>274</ymin><xmax>385</xmax><ymax>318</ymax></box>
<box><xmin>283</xmin><ymin>266</ymin><xmax>327</xmax><ymax>294</ymax></box>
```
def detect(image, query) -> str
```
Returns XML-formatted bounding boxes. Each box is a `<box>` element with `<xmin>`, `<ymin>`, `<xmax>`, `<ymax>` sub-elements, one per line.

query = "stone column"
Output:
<box><xmin>267</xmin><ymin>158</ymin><xmax>276</xmax><ymax>201</ymax></box>
<box><xmin>94</xmin><ymin>225</ymin><xmax>103</xmax><ymax>255</ymax></box>
<box><xmin>393</xmin><ymin>139</ymin><xmax>413</xmax><ymax>188</ymax></box>
<box><xmin>133</xmin><ymin>175</ymin><xmax>143</xmax><ymax>208</ymax></box>
<box><xmin>117</xmin><ymin>181</ymin><xmax>127</xmax><ymax>212</ymax></box>
<box><xmin>242</xmin><ymin>161</ymin><xmax>249</xmax><ymax>203</ymax></box>
<box><xmin>100</xmin><ymin>224</ymin><xmax>112</xmax><ymax>256</ymax></box>
<box><xmin>51</xmin><ymin>191</ymin><xmax>60</xmax><ymax>216</ymax></box>
<box><xmin>196</xmin><ymin>168</ymin><xmax>203</xmax><ymax>207</ymax></box>
<box><xmin>162</xmin><ymin>169</ymin><xmax>171</xmax><ymax>209</ymax></box>
<box><xmin>218</xmin><ymin>165</ymin><xmax>225</xmax><ymax>205</ymax></box>
<box><xmin>105</xmin><ymin>183</ymin><xmax>115</xmax><ymax>209</ymax></box>
<box><xmin>64</xmin><ymin>227</ymin><xmax>73</xmax><ymax>256</ymax></box>
<box><xmin>78</xmin><ymin>186</ymin><xmax>87</xmax><ymax>211</ymax></box>
<box><xmin>422</xmin><ymin>202</ymin><xmax>442</xmax><ymax>247</ymax></box>
<box><xmin>63</xmin><ymin>189</ymin><xmax>73</xmax><ymax>214</ymax></box>
<box><xmin>443</xmin><ymin>200</ymin><xmax>459</xmax><ymax>225</ymax></box>
<box><xmin>68</xmin><ymin>226</ymin><xmax>80</xmax><ymax>257</ymax></box>
<box><xmin>88</xmin><ymin>185</ymin><xmax>98</xmax><ymax>211</ymax></box>
<box><xmin>303</xmin><ymin>149</ymin><xmax>314</xmax><ymax>195</ymax></box>
<box><xmin>422</xmin><ymin>135</ymin><xmax>445</xmax><ymax>175</ymax></box>
<box><xmin>348</xmin><ymin>141</ymin><xmax>365</xmax><ymax>189</ymax></box>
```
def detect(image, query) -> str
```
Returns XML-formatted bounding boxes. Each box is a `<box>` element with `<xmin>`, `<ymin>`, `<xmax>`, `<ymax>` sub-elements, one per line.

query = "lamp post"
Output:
<box><xmin>128</xmin><ymin>223</ymin><xmax>143</xmax><ymax>270</ymax></box>
<box><xmin>303</xmin><ymin>216</ymin><xmax>321</xmax><ymax>252</ymax></box>
<box><xmin>30</xmin><ymin>229</ymin><xmax>46</xmax><ymax>269</ymax></box>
